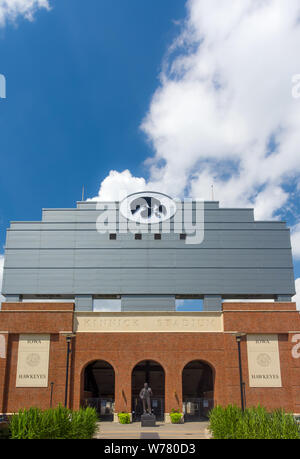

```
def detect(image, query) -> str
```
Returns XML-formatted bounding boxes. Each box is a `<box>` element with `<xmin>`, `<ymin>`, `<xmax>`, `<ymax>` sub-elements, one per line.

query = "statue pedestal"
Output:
<box><xmin>141</xmin><ymin>413</ymin><xmax>156</xmax><ymax>427</ymax></box>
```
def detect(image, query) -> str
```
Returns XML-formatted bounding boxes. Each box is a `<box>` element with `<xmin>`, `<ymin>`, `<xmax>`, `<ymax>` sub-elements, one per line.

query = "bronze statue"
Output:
<box><xmin>139</xmin><ymin>382</ymin><xmax>153</xmax><ymax>414</ymax></box>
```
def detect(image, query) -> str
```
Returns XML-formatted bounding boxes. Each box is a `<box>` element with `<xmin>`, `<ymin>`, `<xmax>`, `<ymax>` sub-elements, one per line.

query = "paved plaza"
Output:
<box><xmin>94</xmin><ymin>421</ymin><xmax>211</xmax><ymax>440</ymax></box>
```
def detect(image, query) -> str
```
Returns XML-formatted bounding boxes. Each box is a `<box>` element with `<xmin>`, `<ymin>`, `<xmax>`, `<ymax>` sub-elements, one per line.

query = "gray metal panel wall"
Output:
<box><xmin>121</xmin><ymin>295</ymin><xmax>175</xmax><ymax>312</ymax></box>
<box><xmin>75</xmin><ymin>295</ymin><xmax>93</xmax><ymax>311</ymax></box>
<box><xmin>3</xmin><ymin>248</ymin><xmax>293</xmax><ymax>268</ymax></box>
<box><xmin>9</xmin><ymin>221</ymin><xmax>287</xmax><ymax>230</ymax></box>
<box><xmin>203</xmin><ymin>295</ymin><xmax>222</xmax><ymax>311</ymax></box>
<box><xmin>1</xmin><ymin>201</ymin><xmax>295</xmax><ymax>297</ymax></box>
<box><xmin>4</xmin><ymin>229</ymin><xmax>292</xmax><ymax>249</ymax></box>
<box><xmin>41</xmin><ymin>208</ymin><xmax>254</xmax><ymax>223</ymax></box>
<box><xmin>2</xmin><ymin>267</ymin><xmax>295</xmax><ymax>295</ymax></box>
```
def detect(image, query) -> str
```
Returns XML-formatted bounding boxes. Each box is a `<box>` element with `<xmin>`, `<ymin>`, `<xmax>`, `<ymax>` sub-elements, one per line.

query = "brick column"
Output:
<box><xmin>114</xmin><ymin>359</ymin><xmax>132</xmax><ymax>421</ymax></box>
<box><xmin>164</xmin><ymin>361</ymin><xmax>182</xmax><ymax>423</ymax></box>
<box><xmin>223</xmin><ymin>332</ymin><xmax>247</xmax><ymax>408</ymax></box>
<box><xmin>0</xmin><ymin>332</ymin><xmax>8</xmax><ymax>413</ymax></box>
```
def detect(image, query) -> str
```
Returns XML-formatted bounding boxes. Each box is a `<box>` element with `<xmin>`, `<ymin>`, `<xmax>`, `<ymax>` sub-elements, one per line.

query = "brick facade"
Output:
<box><xmin>0</xmin><ymin>302</ymin><xmax>300</xmax><ymax>417</ymax></box>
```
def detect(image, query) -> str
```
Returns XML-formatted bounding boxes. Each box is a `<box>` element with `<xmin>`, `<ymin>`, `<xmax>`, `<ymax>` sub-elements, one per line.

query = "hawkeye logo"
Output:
<box><xmin>96</xmin><ymin>191</ymin><xmax>205</xmax><ymax>244</ymax></box>
<box><xmin>120</xmin><ymin>192</ymin><xmax>177</xmax><ymax>225</ymax></box>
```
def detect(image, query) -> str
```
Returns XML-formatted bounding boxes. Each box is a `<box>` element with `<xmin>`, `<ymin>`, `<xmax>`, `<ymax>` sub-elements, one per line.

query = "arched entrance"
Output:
<box><xmin>131</xmin><ymin>360</ymin><xmax>165</xmax><ymax>421</ymax></box>
<box><xmin>83</xmin><ymin>360</ymin><xmax>115</xmax><ymax>421</ymax></box>
<box><xmin>182</xmin><ymin>360</ymin><xmax>214</xmax><ymax>421</ymax></box>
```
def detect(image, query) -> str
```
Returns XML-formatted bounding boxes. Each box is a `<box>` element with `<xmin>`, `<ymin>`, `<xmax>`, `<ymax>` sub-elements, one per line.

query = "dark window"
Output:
<box><xmin>109</xmin><ymin>233</ymin><xmax>117</xmax><ymax>240</ymax></box>
<box><xmin>135</xmin><ymin>233</ymin><xmax>142</xmax><ymax>240</ymax></box>
<box><xmin>180</xmin><ymin>233</ymin><xmax>186</xmax><ymax>240</ymax></box>
<box><xmin>154</xmin><ymin>234</ymin><xmax>161</xmax><ymax>240</ymax></box>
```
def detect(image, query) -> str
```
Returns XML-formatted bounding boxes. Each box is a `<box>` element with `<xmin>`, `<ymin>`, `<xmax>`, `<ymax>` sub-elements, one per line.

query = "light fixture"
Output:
<box><xmin>62</xmin><ymin>333</ymin><xmax>76</xmax><ymax>407</ymax></box>
<box><xmin>231</xmin><ymin>332</ymin><xmax>246</xmax><ymax>411</ymax></box>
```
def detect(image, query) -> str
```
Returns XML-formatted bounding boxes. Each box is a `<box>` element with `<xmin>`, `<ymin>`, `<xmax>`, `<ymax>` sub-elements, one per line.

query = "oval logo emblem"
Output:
<box><xmin>120</xmin><ymin>192</ymin><xmax>177</xmax><ymax>224</ymax></box>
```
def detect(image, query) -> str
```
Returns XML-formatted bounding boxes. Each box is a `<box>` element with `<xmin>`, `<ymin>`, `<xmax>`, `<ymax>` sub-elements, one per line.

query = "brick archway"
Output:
<box><xmin>131</xmin><ymin>359</ymin><xmax>165</xmax><ymax>421</ymax></box>
<box><xmin>81</xmin><ymin>359</ymin><xmax>115</xmax><ymax>420</ymax></box>
<box><xmin>182</xmin><ymin>360</ymin><xmax>215</xmax><ymax>420</ymax></box>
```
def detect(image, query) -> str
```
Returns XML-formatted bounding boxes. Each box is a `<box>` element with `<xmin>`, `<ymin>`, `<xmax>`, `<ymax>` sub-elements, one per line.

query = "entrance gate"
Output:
<box><xmin>83</xmin><ymin>360</ymin><xmax>115</xmax><ymax>421</ymax></box>
<box><xmin>182</xmin><ymin>360</ymin><xmax>214</xmax><ymax>420</ymax></box>
<box><xmin>131</xmin><ymin>360</ymin><xmax>165</xmax><ymax>421</ymax></box>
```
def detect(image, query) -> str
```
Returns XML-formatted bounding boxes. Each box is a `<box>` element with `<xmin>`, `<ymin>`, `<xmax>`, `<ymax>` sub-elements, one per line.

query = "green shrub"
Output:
<box><xmin>69</xmin><ymin>407</ymin><xmax>99</xmax><ymax>439</ymax></box>
<box><xmin>9</xmin><ymin>405</ymin><xmax>98</xmax><ymax>439</ymax></box>
<box><xmin>118</xmin><ymin>412</ymin><xmax>131</xmax><ymax>424</ymax></box>
<box><xmin>209</xmin><ymin>405</ymin><xmax>241</xmax><ymax>439</ymax></box>
<box><xmin>170</xmin><ymin>411</ymin><xmax>183</xmax><ymax>424</ymax></box>
<box><xmin>209</xmin><ymin>405</ymin><xmax>300</xmax><ymax>440</ymax></box>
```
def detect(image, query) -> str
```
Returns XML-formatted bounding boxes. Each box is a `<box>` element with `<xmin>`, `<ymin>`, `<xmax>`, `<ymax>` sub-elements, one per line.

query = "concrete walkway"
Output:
<box><xmin>94</xmin><ymin>421</ymin><xmax>211</xmax><ymax>440</ymax></box>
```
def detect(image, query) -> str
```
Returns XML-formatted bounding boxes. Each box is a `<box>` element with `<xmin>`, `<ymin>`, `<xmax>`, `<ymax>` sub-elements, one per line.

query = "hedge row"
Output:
<box><xmin>209</xmin><ymin>405</ymin><xmax>300</xmax><ymax>439</ymax></box>
<box><xmin>9</xmin><ymin>405</ymin><xmax>98</xmax><ymax>439</ymax></box>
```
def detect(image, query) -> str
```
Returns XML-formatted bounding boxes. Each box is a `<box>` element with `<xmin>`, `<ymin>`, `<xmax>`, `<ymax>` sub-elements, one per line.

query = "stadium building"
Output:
<box><xmin>0</xmin><ymin>192</ymin><xmax>299</xmax><ymax>422</ymax></box>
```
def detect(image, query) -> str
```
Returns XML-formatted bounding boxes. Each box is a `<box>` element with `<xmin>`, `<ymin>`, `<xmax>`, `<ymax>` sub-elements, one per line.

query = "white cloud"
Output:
<box><xmin>89</xmin><ymin>0</ymin><xmax>300</xmax><ymax>238</ymax></box>
<box><xmin>138</xmin><ymin>0</ymin><xmax>300</xmax><ymax>218</ymax></box>
<box><xmin>93</xmin><ymin>0</ymin><xmax>300</xmax><ymax>226</ymax></box>
<box><xmin>291</xmin><ymin>224</ymin><xmax>300</xmax><ymax>260</ymax></box>
<box><xmin>89</xmin><ymin>169</ymin><xmax>148</xmax><ymax>201</ymax></box>
<box><xmin>292</xmin><ymin>278</ymin><xmax>300</xmax><ymax>311</ymax></box>
<box><xmin>0</xmin><ymin>0</ymin><xmax>50</xmax><ymax>27</ymax></box>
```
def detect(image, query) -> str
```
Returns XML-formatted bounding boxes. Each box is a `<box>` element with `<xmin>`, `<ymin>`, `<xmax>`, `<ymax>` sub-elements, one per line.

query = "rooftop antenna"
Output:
<box><xmin>82</xmin><ymin>185</ymin><xmax>85</xmax><ymax>202</ymax></box>
<box><xmin>211</xmin><ymin>184</ymin><xmax>215</xmax><ymax>201</ymax></box>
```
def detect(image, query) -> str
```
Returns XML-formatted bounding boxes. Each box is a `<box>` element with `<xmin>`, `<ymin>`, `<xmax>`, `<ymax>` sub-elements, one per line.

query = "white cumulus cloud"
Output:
<box><xmin>0</xmin><ymin>0</ymin><xmax>50</xmax><ymax>26</ymax></box>
<box><xmin>94</xmin><ymin>0</ymin><xmax>300</xmax><ymax>228</ymax></box>
<box><xmin>140</xmin><ymin>0</ymin><xmax>300</xmax><ymax>217</ymax></box>
<box><xmin>292</xmin><ymin>278</ymin><xmax>300</xmax><ymax>311</ymax></box>
<box><xmin>291</xmin><ymin>224</ymin><xmax>300</xmax><ymax>260</ymax></box>
<box><xmin>89</xmin><ymin>170</ymin><xmax>148</xmax><ymax>201</ymax></box>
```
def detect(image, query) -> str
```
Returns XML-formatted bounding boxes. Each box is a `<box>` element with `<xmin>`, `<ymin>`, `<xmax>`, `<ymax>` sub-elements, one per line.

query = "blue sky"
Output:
<box><xmin>0</xmin><ymin>0</ymin><xmax>185</xmax><ymax>235</ymax></box>
<box><xmin>0</xmin><ymin>0</ymin><xmax>299</xmax><ymax>308</ymax></box>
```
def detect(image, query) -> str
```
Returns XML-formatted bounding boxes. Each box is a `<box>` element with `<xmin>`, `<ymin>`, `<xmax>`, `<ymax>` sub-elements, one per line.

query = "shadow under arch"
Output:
<box><xmin>182</xmin><ymin>360</ymin><xmax>214</xmax><ymax>421</ymax></box>
<box><xmin>131</xmin><ymin>359</ymin><xmax>165</xmax><ymax>422</ymax></box>
<box><xmin>82</xmin><ymin>359</ymin><xmax>115</xmax><ymax>421</ymax></box>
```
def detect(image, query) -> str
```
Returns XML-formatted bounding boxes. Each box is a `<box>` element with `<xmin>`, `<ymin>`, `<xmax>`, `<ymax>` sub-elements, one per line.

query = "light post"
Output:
<box><xmin>233</xmin><ymin>332</ymin><xmax>246</xmax><ymax>411</ymax></box>
<box><xmin>50</xmin><ymin>382</ymin><xmax>54</xmax><ymax>408</ymax></box>
<box><xmin>62</xmin><ymin>333</ymin><xmax>76</xmax><ymax>408</ymax></box>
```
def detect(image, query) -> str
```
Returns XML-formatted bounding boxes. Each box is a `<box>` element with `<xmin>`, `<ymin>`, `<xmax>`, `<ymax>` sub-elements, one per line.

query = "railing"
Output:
<box><xmin>83</xmin><ymin>398</ymin><xmax>115</xmax><ymax>419</ymax></box>
<box><xmin>183</xmin><ymin>398</ymin><xmax>214</xmax><ymax>420</ymax></box>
